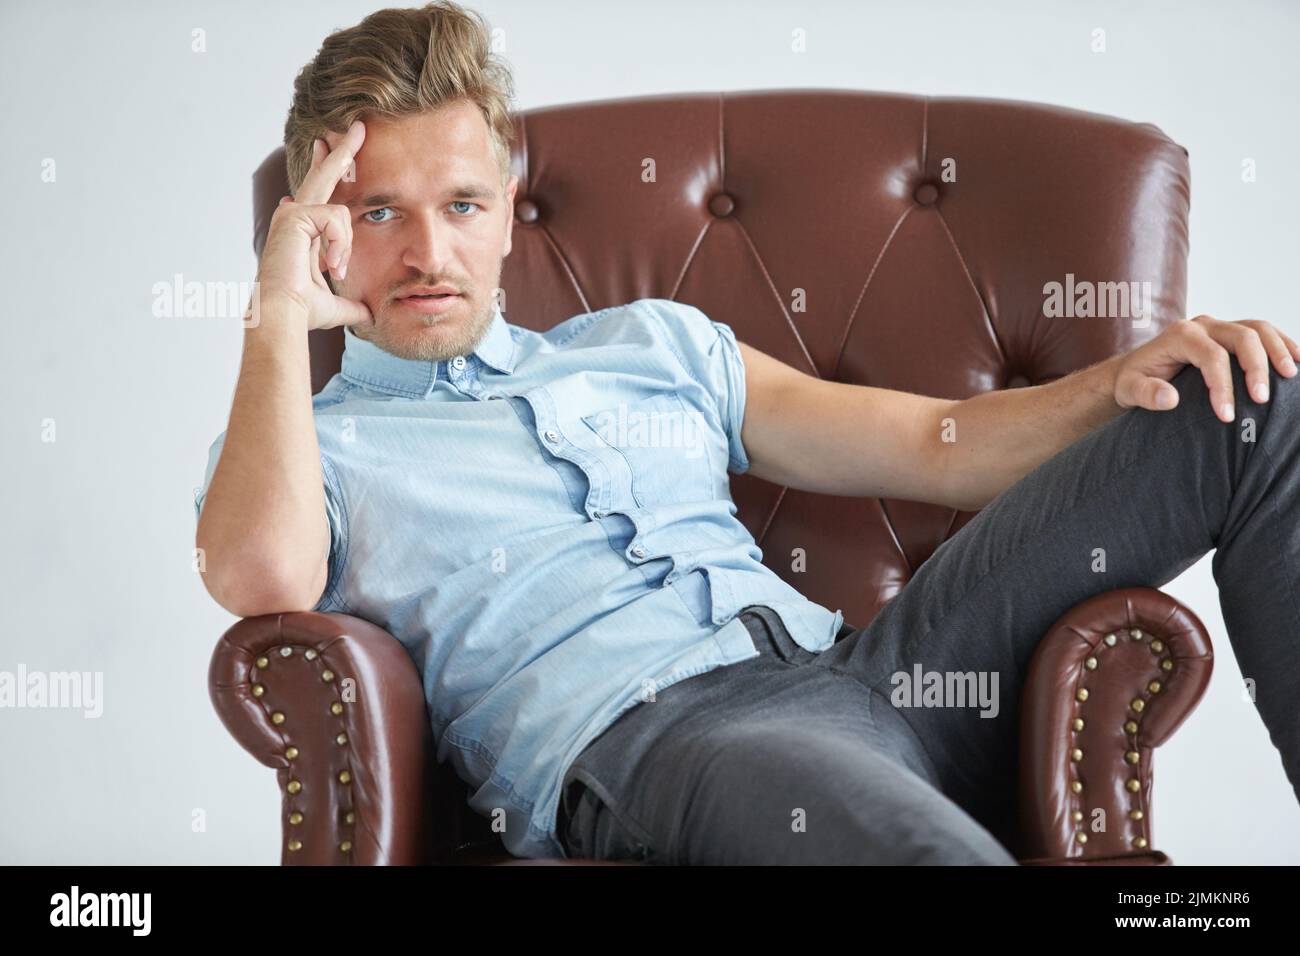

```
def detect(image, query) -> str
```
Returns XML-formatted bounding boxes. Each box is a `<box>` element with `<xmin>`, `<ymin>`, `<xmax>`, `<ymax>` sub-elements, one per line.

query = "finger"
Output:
<box><xmin>325</xmin><ymin>205</ymin><xmax>351</xmax><ymax>274</ymax></box>
<box><xmin>1278</xmin><ymin>330</ymin><xmax>1300</xmax><ymax>365</ymax></box>
<box><xmin>296</xmin><ymin>121</ymin><xmax>366</xmax><ymax>206</ymax></box>
<box><xmin>321</xmin><ymin>206</ymin><xmax>352</xmax><ymax>278</ymax></box>
<box><xmin>316</xmin><ymin>232</ymin><xmax>332</xmax><ymax>276</ymax></box>
<box><xmin>309</xmin><ymin>235</ymin><xmax>325</xmax><ymax>286</ymax></box>
<box><xmin>283</xmin><ymin>202</ymin><xmax>350</xmax><ymax>280</ymax></box>
<box><xmin>326</xmin><ymin>123</ymin><xmax>365</xmax><ymax>174</ymax></box>
<box><xmin>295</xmin><ymin>139</ymin><xmax>325</xmax><ymax>203</ymax></box>
<box><xmin>1216</xmin><ymin>324</ymin><xmax>1272</xmax><ymax>403</ymax></box>
<box><xmin>1116</xmin><ymin>367</ymin><xmax>1179</xmax><ymax>412</ymax></box>
<box><xmin>324</xmin><ymin>293</ymin><xmax>374</xmax><ymax>330</ymax></box>
<box><xmin>1248</xmin><ymin>322</ymin><xmax>1298</xmax><ymax>378</ymax></box>
<box><xmin>1186</xmin><ymin>332</ymin><xmax>1236</xmax><ymax>421</ymax></box>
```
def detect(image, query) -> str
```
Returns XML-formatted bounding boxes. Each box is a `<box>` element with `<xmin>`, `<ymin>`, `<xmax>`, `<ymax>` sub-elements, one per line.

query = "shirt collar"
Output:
<box><xmin>340</xmin><ymin>300</ymin><xmax>515</xmax><ymax>395</ymax></box>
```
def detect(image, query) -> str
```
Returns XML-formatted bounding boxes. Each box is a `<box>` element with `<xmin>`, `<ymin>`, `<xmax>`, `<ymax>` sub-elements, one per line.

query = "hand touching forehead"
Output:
<box><xmin>318</xmin><ymin>125</ymin><xmax>363</xmax><ymax>202</ymax></box>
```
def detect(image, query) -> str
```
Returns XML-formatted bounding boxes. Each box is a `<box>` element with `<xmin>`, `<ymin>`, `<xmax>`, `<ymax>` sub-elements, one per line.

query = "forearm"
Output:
<box><xmin>938</xmin><ymin>352</ymin><xmax>1127</xmax><ymax>511</ymax></box>
<box><xmin>195</xmin><ymin>300</ymin><xmax>330</xmax><ymax>612</ymax></box>
<box><xmin>740</xmin><ymin>368</ymin><xmax>960</xmax><ymax>507</ymax></box>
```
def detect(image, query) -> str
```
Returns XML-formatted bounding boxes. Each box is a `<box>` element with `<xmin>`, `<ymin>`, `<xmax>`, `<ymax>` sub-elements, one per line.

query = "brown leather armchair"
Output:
<box><xmin>209</xmin><ymin>89</ymin><xmax>1213</xmax><ymax>865</ymax></box>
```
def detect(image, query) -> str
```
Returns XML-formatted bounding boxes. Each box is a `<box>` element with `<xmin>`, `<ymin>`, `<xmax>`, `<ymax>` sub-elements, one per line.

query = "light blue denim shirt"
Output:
<box><xmin>195</xmin><ymin>298</ymin><xmax>845</xmax><ymax>858</ymax></box>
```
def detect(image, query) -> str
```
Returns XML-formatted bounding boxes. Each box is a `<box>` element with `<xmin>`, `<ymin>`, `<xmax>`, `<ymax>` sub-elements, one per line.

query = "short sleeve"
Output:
<box><xmin>638</xmin><ymin>299</ymin><xmax>750</xmax><ymax>475</ymax></box>
<box><xmin>194</xmin><ymin>430</ymin><xmax>347</xmax><ymax>613</ymax></box>
<box><xmin>193</xmin><ymin>429</ymin><xmax>227</xmax><ymax>523</ymax></box>
<box><xmin>314</xmin><ymin>454</ymin><xmax>348</xmax><ymax>612</ymax></box>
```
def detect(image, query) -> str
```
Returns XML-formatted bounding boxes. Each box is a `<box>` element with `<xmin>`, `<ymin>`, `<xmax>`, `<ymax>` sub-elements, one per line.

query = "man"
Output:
<box><xmin>196</xmin><ymin>2</ymin><xmax>1300</xmax><ymax>863</ymax></box>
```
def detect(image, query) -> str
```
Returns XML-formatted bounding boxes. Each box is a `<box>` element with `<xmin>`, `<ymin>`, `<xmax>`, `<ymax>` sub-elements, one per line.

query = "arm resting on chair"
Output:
<box><xmin>208</xmin><ymin>611</ymin><xmax>435</xmax><ymax>865</ymax></box>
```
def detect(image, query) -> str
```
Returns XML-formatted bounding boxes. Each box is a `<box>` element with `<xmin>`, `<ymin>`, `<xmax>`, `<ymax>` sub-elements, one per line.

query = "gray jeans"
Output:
<box><xmin>556</xmin><ymin>357</ymin><xmax>1300</xmax><ymax>864</ymax></box>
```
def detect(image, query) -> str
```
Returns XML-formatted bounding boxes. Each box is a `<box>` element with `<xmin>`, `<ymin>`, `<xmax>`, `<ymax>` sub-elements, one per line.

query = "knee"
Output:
<box><xmin>1156</xmin><ymin>355</ymin><xmax>1294</xmax><ymax>436</ymax></box>
<box><xmin>1221</xmin><ymin>351</ymin><xmax>1300</xmax><ymax>446</ymax></box>
<box><xmin>1199</xmin><ymin>349</ymin><xmax>1298</xmax><ymax>416</ymax></box>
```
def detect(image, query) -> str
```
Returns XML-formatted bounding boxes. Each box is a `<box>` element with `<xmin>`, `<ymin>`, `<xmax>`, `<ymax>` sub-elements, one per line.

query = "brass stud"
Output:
<box><xmin>1076</xmin><ymin>688</ymin><xmax>1089</xmax><ymax>702</ymax></box>
<box><xmin>305</xmin><ymin>649</ymin><xmax>318</xmax><ymax>661</ymax></box>
<box><xmin>251</xmin><ymin>684</ymin><xmax>265</xmax><ymax>698</ymax></box>
<box><xmin>288</xmin><ymin>812</ymin><xmax>303</xmax><ymax>825</ymax></box>
<box><xmin>279</xmin><ymin>646</ymin><xmax>293</xmax><ymax>657</ymax></box>
<box><xmin>1130</xmin><ymin>628</ymin><xmax>1144</xmax><ymax>640</ymax></box>
<box><xmin>285</xmin><ymin>746</ymin><xmax>299</xmax><ymax>760</ymax></box>
<box><xmin>1125</xmin><ymin>720</ymin><xmax>1138</xmax><ymax>734</ymax></box>
<box><xmin>1071</xmin><ymin>781</ymin><xmax>1083</xmax><ymax>793</ymax></box>
<box><xmin>321</xmin><ymin>669</ymin><xmax>335</xmax><ymax>682</ymax></box>
<box><xmin>1133</xmin><ymin>837</ymin><xmax>1148</xmax><ymax>849</ymax></box>
<box><xmin>340</xmin><ymin>841</ymin><xmax>353</xmax><ymax>853</ymax></box>
<box><xmin>1148</xmin><ymin>680</ymin><xmax>1162</xmax><ymax>694</ymax></box>
<box><xmin>345</xmin><ymin>811</ymin><xmax>355</xmax><ymax>825</ymax></box>
<box><xmin>1150</xmin><ymin>640</ymin><xmax>1164</xmax><ymax>653</ymax></box>
<box><xmin>1071</xmin><ymin>748</ymin><xmax>1083</xmax><ymax>762</ymax></box>
<box><xmin>1129</xmin><ymin>809</ymin><xmax>1144</xmax><ymax>821</ymax></box>
<box><xmin>1085</xmin><ymin>657</ymin><xmax>1098</xmax><ymax>670</ymax></box>
<box><xmin>271</xmin><ymin>711</ymin><xmax>286</xmax><ymax>725</ymax></box>
<box><xmin>1073</xmin><ymin>718</ymin><xmax>1085</xmax><ymax>732</ymax></box>
<box><xmin>336</xmin><ymin>733</ymin><xmax>348</xmax><ymax>746</ymax></box>
<box><xmin>1131</xmin><ymin>698</ymin><xmax>1145</xmax><ymax>713</ymax></box>
<box><xmin>1075</xmin><ymin>832</ymin><xmax>1088</xmax><ymax>844</ymax></box>
<box><xmin>330</xmin><ymin>702</ymin><xmax>344</xmax><ymax>716</ymax></box>
<box><xmin>338</xmin><ymin>770</ymin><xmax>352</xmax><ymax>784</ymax></box>
<box><xmin>1125</xmin><ymin>750</ymin><xmax>1140</xmax><ymax>764</ymax></box>
<box><xmin>256</xmin><ymin>656</ymin><xmax>269</xmax><ymax>669</ymax></box>
<box><xmin>1126</xmin><ymin>779</ymin><xmax>1141</xmax><ymax>793</ymax></box>
<box><xmin>1104</xmin><ymin>633</ymin><xmax>1118</xmax><ymax>646</ymax></box>
<box><xmin>287</xmin><ymin>839</ymin><xmax>302</xmax><ymax>852</ymax></box>
<box><xmin>1161</xmin><ymin>659</ymin><xmax>1173</xmax><ymax>672</ymax></box>
<box><xmin>287</xmin><ymin>779</ymin><xmax>301</xmax><ymax>794</ymax></box>
<box><xmin>1072</xmin><ymin>810</ymin><xmax>1083</xmax><ymax>822</ymax></box>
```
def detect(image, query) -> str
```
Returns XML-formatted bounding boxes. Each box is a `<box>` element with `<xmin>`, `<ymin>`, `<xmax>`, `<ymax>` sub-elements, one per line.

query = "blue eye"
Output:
<box><xmin>451</xmin><ymin>201</ymin><xmax>479</xmax><ymax>215</ymax></box>
<box><xmin>363</xmin><ymin>207</ymin><xmax>394</xmax><ymax>223</ymax></box>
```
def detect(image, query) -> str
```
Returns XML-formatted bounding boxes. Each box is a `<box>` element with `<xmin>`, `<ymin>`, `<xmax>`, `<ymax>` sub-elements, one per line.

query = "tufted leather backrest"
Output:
<box><xmin>252</xmin><ymin>89</ymin><xmax>1189</xmax><ymax>630</ymax></box>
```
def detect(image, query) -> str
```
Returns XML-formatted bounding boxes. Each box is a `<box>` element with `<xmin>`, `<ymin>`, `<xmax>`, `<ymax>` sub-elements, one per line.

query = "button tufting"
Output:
<box><xmin>515</xmin><ymin>198</ymin><xmax>539</xmax><ymax>223</ymax></box>
<box><xmin>913</xmin><ymin>182</ymin><xmax>939</xmax><ymax>205</ymax></box>
<box><xmin>708</xmin><ymin>193</ymin><xmax>735</xmax><ymax>217</ymax></box>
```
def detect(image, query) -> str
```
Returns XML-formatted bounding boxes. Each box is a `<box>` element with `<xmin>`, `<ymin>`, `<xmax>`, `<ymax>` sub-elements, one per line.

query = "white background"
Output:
<box><xmin>1</xmin><ymin>0</ymin><xmax>1296</xmax><ymax>864</ymax></box>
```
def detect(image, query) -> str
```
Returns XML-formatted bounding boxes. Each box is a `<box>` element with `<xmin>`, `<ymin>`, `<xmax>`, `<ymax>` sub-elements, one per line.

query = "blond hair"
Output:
<box><xmin>283</xmin><ymin>1</ymin><xmax>516</xmax><ymax>195</ymax></box>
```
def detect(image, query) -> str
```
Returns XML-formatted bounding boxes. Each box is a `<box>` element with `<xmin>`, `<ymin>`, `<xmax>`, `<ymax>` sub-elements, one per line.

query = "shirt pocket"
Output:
<box><xmin>581</xmin><ymin>394</ymin><xmax>714</xmax><ymax>508</ymax></box>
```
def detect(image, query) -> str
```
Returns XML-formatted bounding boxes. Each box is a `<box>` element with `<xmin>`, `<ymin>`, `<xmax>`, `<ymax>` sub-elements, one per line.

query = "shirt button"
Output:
<box><xmin>630</xmin><ymin>545</ymin><xmax>647</xmax><ymax>559</ymax></box>
<box><xmin>544</xmin><ymin>428</ymin><xmax>560</xmax><ymax>443</ymax></box>
<box><xmin>592</xmin><ymin>510</ymin><xmax>608</xmax><ymax>518</ymax></box>
<box><xmin>451</xmin><ymin>355</ymin><xmax>467</xmax><ymax>371</ymax></box>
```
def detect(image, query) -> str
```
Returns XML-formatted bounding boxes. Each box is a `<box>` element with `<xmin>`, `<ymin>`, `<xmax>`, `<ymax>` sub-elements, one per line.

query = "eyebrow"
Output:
<box><xmin>346</xmin><ymin>183</ymin><xmax>497</xmax><ymax>208</ymax></box>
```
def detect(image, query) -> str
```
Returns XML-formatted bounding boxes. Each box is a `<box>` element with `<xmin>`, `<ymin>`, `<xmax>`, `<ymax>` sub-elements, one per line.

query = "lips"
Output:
<box><xmin>398</xmin><ymin>285</ymin><xmax>460</xmax><ymax>299</ymax></box>
<box><xmin>395</xmin><ymin>289</ymin><xmax>463</xmax><ymax>315</ymax></box>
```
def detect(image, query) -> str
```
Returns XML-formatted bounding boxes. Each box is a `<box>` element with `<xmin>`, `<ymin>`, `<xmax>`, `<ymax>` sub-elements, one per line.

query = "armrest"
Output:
<box><xmin>1018</xmin><ymin>587</ymin><xmax>1213</xmax><ymax>864</ymax></box>
<box><xmin>208</xmin><ymin>611</ymin><xmax>435</xmax><ymax>865</ymax></box>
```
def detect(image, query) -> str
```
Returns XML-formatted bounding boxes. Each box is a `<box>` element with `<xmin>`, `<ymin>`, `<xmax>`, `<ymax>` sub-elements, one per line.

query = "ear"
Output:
<box><xmin>503</xmin><ymin>174</ymin><xmax>519</xmax><ymax>258</ymax></box>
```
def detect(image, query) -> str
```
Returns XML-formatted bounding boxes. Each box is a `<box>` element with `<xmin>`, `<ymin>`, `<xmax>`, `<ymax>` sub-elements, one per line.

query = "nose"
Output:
<box><xmin>401</xmin><ymin>209</ymin><xmax>456</xmax><ymax>277</ymax></box>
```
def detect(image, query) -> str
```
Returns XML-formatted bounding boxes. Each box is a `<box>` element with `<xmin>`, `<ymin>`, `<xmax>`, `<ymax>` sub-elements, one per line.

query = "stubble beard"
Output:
<box><xmin>356</xmin><ymin>270</ymin><xmax>501</xmax><ymax>362</ymax></box>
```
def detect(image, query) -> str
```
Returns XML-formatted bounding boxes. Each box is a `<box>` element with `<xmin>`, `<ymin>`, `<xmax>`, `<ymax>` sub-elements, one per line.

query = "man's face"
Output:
<box><xmin>324</xmin><ymin>101</ymin><xmax>517</xmax><ymax>361</ymax></box>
